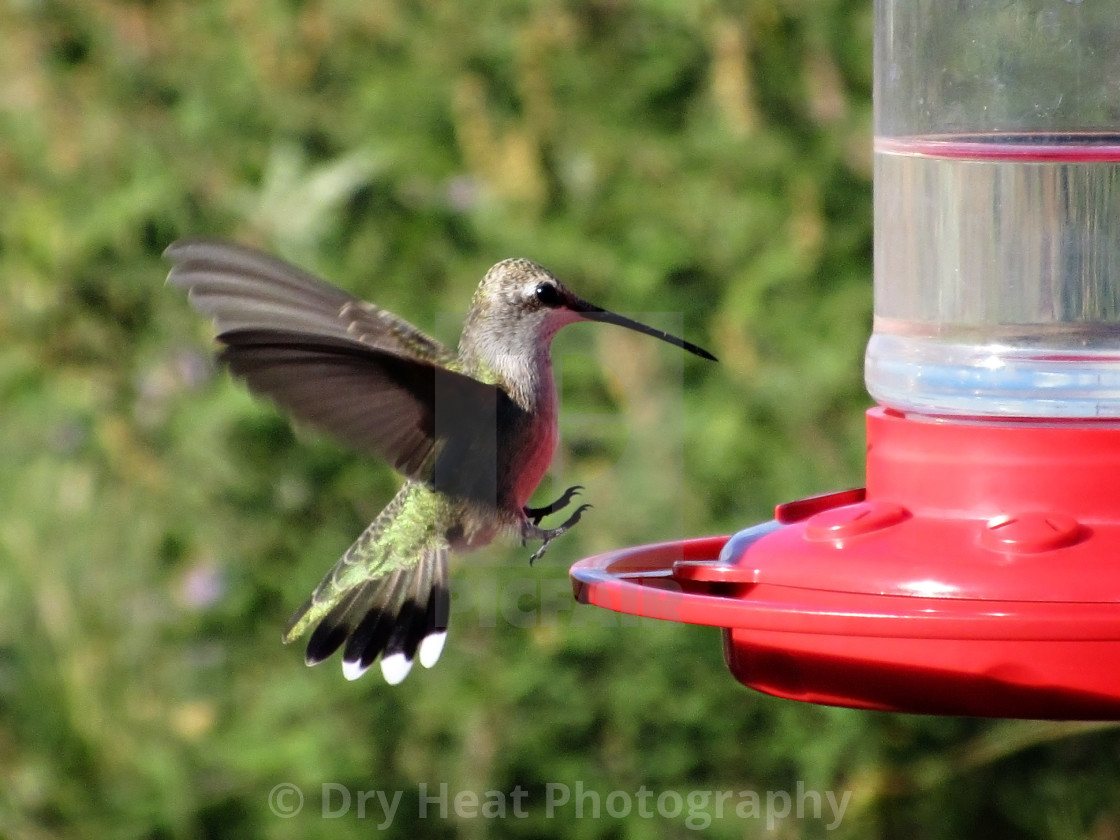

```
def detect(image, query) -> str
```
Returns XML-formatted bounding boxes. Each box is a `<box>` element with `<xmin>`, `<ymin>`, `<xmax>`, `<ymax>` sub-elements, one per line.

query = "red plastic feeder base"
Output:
<box><xmin>570</xmin><ymin>408</ymin><xmax>1120</xmax><ymax>719</ymax></box>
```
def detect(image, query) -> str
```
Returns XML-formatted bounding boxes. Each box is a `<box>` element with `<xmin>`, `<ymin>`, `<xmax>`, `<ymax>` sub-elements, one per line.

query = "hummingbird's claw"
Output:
<box><xmin>528</xmin><ymin>542</ymin><xmax>550</xmax><ymax>566</ymax></box>
<box><xmin>523</xmin><ymin>485</ymin><xmax>585</xmax><ymax>525</ymax></box>
<box><xmin>524</xmin><ymin>502</ymin><xmax>593</xmax><ymax>565</ymax></box>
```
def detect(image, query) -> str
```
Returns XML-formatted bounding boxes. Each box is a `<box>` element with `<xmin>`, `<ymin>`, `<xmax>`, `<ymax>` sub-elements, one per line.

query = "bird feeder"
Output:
<box><xmin>570</xmin><ymin>0</ymin><xmax>1120</xmax><ymax>719</ymax></box>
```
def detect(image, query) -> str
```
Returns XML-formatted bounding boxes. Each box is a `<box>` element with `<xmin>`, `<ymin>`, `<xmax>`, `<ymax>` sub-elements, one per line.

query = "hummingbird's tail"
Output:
<box><xmin>282</xmin><ymin>489</ymin><xmax>451</xmax><ymax>684</ymax></box>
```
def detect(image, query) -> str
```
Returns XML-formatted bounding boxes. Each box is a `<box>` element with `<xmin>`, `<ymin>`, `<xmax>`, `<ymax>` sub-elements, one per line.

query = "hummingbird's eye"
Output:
<box><xmin>534</xmin><ymin>282</ymin><xmax>563</xmax><ymax>308</ymax></box>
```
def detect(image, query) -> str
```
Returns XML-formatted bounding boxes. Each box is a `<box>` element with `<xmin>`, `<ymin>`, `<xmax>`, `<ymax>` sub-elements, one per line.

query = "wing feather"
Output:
<box><xmin>167</xmin><ymin>239</ymin><xmax>519</xmax><ymax>503</ymax></box>
<box><xmin>165</xmin><ymin>238</ymin><xmax>455</xmax><ymax>364</ymax></box>
<box><xmin>217</xmin><ymin>329</ymin><xmax>511</xmax><ymax>494</ymax></box>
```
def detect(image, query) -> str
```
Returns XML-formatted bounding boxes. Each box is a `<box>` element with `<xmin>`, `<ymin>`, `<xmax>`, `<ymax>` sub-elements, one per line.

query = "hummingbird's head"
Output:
<box><xmin>461</xmin><ymin>258</ymin><xmax>717</xmax><ymax>373</ymax></box>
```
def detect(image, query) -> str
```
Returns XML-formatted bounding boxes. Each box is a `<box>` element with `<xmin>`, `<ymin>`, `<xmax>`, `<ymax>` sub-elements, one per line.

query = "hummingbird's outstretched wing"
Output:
<box><xmin>215</xmin><ymin>329</ymin><xmax>515</xmax><ymax>498</ymax></box>
<box><xmin>165</xmin><ymin>238</ymin><xmax>456</xmax><ymax>364</ymax></box>
<box><xmin>167</xmin><ymin>240</ymin><xmax>519</xmax><ymax>502</ymax></box>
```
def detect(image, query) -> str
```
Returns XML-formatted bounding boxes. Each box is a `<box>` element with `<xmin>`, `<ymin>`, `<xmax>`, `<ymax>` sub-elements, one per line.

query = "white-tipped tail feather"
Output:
<box><xmin>342</xmin><ymin>657</ymin><xmax>372</xmax><ymax>682</ymax></box>
<box><xmin>418</xmin><ymin>630</ymin><xmax>448</xmax><ymax>669</ymax></box>
<box><xmin>282</xmin><ymin>493</ymin><xmax>452</xmax><ymax>684</ymax></box>
<box><xmin>379</xmin><ymin>653</ymin><xmax>414</xmax><ymax>685</ymax></box>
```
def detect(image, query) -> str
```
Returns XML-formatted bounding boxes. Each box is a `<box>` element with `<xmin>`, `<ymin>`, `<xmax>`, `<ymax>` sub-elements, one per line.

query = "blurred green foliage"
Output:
<box><xmin>2</xmin><ymin>2</ymin><xmax>1119</xmax><ymax>839</ymax></box>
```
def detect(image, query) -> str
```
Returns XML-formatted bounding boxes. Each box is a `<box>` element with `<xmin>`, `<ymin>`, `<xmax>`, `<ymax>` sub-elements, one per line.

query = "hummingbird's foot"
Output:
<box><xmin>523</xmin><ymin>485</ymin><xmax>584</xmax><ymax>525</ymax></box>
<box><xmin>524</xmin><ymin>503</ymin><xmax>592</xmax><ymax>565</ymax></box>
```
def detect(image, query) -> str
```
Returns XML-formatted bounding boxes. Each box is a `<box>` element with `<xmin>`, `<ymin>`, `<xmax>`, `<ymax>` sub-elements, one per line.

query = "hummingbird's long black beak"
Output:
<box><xmin>570</xmin><ymin>298</ymin><xmax>718</xmax><ymax>362</ymax></box>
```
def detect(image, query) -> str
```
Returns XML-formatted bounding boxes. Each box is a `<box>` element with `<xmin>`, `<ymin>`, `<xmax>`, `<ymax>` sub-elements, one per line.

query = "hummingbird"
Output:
<box><xmin>166</xmin><ymin>239</ymin><xmax>716</xmax><ymax>684</ymax></box>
